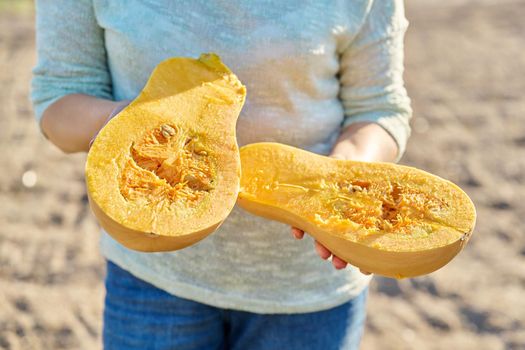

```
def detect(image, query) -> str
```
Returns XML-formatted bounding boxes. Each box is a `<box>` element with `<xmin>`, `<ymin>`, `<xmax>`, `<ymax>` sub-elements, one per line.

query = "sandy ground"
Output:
<box><xmin>1</xmin><ymin>1</ymin><xmax>524</xmax><ymax>349</ymax></box>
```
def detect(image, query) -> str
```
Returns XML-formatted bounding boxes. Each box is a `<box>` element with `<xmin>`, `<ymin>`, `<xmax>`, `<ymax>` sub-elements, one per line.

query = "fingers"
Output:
<box><xmin>294</xmin><ymin>233</ymin><xmax>363</xmax><ymax>272</ymax></box>
<box><xmin>293</xmin><ymin>231</ymin><xmax>342</xmax><ymax>266</ymax></box>
<box><xmin>315</xmin><ymin>241</ymin><xmax>347</xmax><ymax>269</ymax></box>
<box><xmin>332</xmin><ymin>256</ymin><xmax>348</xmax><ymax>270</ymax></box>
<box><xmin>291</xmin><ymin>227</ymin><xmax>304</xmax><ymax>239</ymax></box>
<box><xmin>314</xmin><ymin>241</ymin><xmax>332</xmax><ymax>260</ymax></box>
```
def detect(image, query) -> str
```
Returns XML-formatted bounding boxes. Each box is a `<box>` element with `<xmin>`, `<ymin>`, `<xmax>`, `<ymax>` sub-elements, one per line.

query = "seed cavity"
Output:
<box><xmin>118</xmin><ymin>123</ymin><xmax>215</xmax><ymax>206</ymax></box>
<box><xmin>270</xmin><ymin>179</ymin><xmax>448</xmax><ymax>234</ymax></box>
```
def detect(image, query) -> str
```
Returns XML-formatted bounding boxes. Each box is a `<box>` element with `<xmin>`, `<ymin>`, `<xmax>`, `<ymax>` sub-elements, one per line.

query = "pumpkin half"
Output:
<box><xmin>86</xmin><ymin>54</ymin><xmax>246</xmax><ymax>252</ymax></box>
<box><xmin>237</xmin><ymin>143</ymin><xmax>476</xmax><ymax>278</ymax></box>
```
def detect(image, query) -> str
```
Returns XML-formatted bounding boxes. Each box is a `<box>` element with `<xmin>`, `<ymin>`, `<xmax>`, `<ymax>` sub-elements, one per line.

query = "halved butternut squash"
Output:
<box><xmin>86</xmin><ymin>54</ymin><xmax>246</xmax><ymax>252</ymax></box>
<box><xmin>237</xmin><ymin>142</ymin><xmax>476</xmax><ymax>278</ymax></box>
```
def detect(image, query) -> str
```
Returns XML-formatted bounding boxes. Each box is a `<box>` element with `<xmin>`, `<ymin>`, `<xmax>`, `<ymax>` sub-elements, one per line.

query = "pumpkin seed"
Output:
<box><xmin>161</xmin><ymin>124</ymin><xmax>176</xmax><ymax>137</ymax></box>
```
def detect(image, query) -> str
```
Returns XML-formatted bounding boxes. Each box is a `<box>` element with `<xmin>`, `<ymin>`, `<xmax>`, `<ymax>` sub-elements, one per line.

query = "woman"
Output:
<box><xmin>32</xmin><ymin>1</ymin><xmax>412</xmax><ymax>349</ymax></box>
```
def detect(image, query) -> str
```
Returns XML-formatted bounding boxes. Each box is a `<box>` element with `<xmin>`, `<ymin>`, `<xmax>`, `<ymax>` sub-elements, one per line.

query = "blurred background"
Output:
<box><xmin>0</xmin><ymin>0</ymin><xmax>524</xmax><ymax>349</ymax></box>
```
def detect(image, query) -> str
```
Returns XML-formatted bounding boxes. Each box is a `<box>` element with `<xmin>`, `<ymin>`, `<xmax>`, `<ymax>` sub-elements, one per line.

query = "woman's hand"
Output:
<box><xmin>41</xmin><ymin>94</ymin><xmax>130</xmax><ymax>153</ymax></box>
<box><xmin>291</xmin><ymin>121</ymin><xmax>399</xmax><ymax>271</ymax></box>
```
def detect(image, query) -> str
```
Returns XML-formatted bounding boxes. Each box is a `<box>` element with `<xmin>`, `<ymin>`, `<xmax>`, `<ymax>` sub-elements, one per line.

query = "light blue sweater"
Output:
<box><xmin>32</xmin><ymin>0</ymin><xmax>412</xmax><ymax>313</ymax></box>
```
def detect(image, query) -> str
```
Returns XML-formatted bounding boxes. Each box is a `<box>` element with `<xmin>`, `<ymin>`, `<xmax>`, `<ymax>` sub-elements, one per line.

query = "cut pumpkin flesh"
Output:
<box><xmin>86</xmin><ymin>54</ymin><xmax>246</xmax><ymax>252</ymax></box>
<box><xmin>237</xmin><ymin>143</ymin><xmax>476</xmax><ymax>278</ymax></box>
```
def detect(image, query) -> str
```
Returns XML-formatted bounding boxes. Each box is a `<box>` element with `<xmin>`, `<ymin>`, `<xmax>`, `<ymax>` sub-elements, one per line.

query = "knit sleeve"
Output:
<box><xmin>339</xmin><ymin>0</ymin><xmax>412</xmax><ymax>161</ymax></box>
<box><xmin>31</xmin><ymin>0</ymin><xmax>113</xmax><ymax>122</ymax></box>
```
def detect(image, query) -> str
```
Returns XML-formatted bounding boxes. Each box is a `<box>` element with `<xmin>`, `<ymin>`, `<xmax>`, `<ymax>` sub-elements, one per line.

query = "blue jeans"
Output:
<box><xmin>103</xmin><ymin>261</ymin><xmax>368</xmax><ymax>350</ymax></box>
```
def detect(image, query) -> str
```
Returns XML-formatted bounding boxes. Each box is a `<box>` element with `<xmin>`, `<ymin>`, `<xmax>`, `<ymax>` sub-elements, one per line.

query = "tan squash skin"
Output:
<box><xmin>86</xmin><ymin>54</ymin><xmax>246</xmax><ymax>252</ymax></box>
<box><xmin>88</xmin><ymin>198</ymin><xmax>220</xmax><ymax>252</ymax></box>
<box><xmin>237</xmin><ymin>143</ymin><xmax>476</xmax><ymax>278</ymax></box>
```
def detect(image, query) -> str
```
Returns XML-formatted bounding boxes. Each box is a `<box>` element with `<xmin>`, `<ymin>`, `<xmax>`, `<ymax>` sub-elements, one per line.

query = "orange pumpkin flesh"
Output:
<box><xmin>237</xmin><ymin>143</ymin><xmax>476</xmax><ymax>278</ymax></box>
<box><xmin>86</xmin><ymin>54</ymin><xmax>246</xmax><ymax>252</ymax></box>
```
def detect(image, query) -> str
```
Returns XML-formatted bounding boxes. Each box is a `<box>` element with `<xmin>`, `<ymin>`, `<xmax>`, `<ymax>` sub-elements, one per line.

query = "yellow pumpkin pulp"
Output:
<box><xmin>86</xmin><ymin>54</ymin><xmax>246</xmax><ymax>252</ymax></box>
<box><xmin>237</xmin><ymin>143</ymin><xmax>476</xmax><ymax>278</ymax></box>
